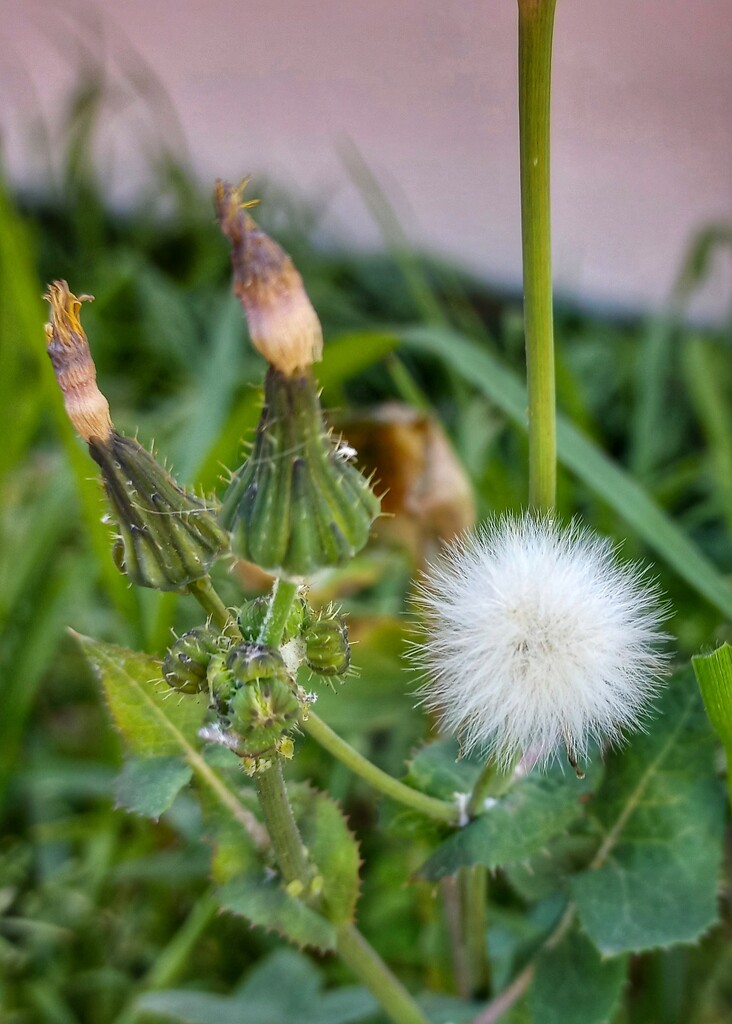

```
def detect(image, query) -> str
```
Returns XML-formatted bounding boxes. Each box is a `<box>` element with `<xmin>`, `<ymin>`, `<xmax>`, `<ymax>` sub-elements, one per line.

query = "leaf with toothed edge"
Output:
<box><xmin>571</xmin><ymin>669</ymin><xmax>725</xmax><ymax>955</ymax></box>
<box><xmin>418</xmin><ymin>759</ymin><xmax>602</xmax><ymax>880</ymax></box>
<box><xmin>74</xmin><ymin>632</ymin><xmax>206</xmax><ymax>754</ymax></box>
<box><xmin>76</xmin><ymin>633</ymin><xmax>266</xmax><ymax>848</ymax></box>
<box><xmin>210</xmin><ymin>785</ymin><xmax>360</xmax><ymax>952</ymax></box>
<box><xmin>296</xmin><ymin>787</ymin><xmax>361</xmax><ymax>926</ymax></box>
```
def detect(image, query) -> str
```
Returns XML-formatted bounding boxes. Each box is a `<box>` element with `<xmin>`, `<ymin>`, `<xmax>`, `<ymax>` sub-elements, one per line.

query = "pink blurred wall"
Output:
<box><xmin>2</xmin><ymin>0</ymin><xmax>731</xmax><ymax>317</ymax></box>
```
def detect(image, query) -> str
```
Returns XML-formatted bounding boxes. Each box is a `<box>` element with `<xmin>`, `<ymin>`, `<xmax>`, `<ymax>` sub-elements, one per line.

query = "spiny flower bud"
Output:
<box><xmin>226</xmin><ymin>642</ymin><xmax>289</xmax><ymax>687</ymax></box>
<box><xmin>228</xmin><ymin>675</ymin><xmax>301</xmax><ymax>758</ymax></box>
<box><xmin>45</xmin><ymin>281</ymin><xmax>229</xmax><ymax>592</ymax></box>
<box><xmin>215</xmin><ymin>179</ymin><xmax>323</xmax><ymax>376</ymax></box>
<box><xmin>220</xmin><ymin>367</ymin><xmax>381</xmax><ymax>579</ymax></box>
<box><xmin>303</xmin><ymin>612</ymin><xmax>351</xmax><ymax>677</ymax></box>
<box><xmin>163</xmin><ymin>626</ymin><xmax>222</xmax><ymax>694</ymax></box>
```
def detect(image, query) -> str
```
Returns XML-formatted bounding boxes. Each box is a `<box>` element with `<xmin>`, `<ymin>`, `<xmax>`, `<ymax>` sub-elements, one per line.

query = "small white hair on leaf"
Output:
<box><xmin>412</xmin><ymin>513</ymin><xmax>670</xmax><ymax>769</ymax></box>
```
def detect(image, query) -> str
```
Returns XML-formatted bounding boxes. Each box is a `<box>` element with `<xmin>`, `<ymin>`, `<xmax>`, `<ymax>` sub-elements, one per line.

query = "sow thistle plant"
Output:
<box><xmin>43</xmin><ymin>4</ymin><xmax>729</xmax><ymax>1023</ymax></box>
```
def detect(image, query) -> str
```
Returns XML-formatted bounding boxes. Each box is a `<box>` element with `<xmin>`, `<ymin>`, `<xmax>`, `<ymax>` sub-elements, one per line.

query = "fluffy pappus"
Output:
<box><xmin>412</xmin><ymin>514</ymin><xmax>670</xmax><ymax>769</ymax></box>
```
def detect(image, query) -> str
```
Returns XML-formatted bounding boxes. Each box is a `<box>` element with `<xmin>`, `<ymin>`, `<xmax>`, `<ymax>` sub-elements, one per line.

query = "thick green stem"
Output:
<box><xmin>518</xmin><ymin>0</ymin><xmax>558</xmax><ymax>511</ymax></box>
<box><xmin>460</xmin><ymin>866</ymin><xmax>490</xmax><ymax>998</ymax></box>
<box><xmin>303</xmin><ymin>711</ymin><xmax>459</xmax><ymax>824</ymax></box>
<box><xmin>337</xmin><ymin>923</ymin><xmax>430</xmax><ymax>1024</ymax></box>
<box><xmin>258</xmin><ymin>578</ymin><xmax>300</xmax><ymax>647</ymax></box>
<box><xmin>187</xmin><ymin>577</ymin><xmax>240</xmax><ymax>637</ymax></box>
<box><xmin>254</xmin><ymin>756</ymin><xmax>311</xmax><ymax>885</ymax></box>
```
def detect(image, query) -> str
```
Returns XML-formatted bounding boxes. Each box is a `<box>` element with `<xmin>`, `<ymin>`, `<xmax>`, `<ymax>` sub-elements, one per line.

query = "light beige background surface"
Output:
<box><xmin>2</xmin><ymin>0</ymin><xmax>731</xmax><ymax>317</ymax></box>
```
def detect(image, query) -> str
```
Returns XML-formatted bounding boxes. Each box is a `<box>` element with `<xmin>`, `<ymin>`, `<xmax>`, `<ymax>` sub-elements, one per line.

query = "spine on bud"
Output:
<box><xmin>220</xmin><ymin>368</ymin><xmax>380</xmax><ymax>579</ymax></box>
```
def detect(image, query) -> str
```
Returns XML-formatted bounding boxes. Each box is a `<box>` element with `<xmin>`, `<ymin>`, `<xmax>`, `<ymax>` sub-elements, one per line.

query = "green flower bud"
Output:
<box><xmin>238</xmin><ymin>594</ymin><xmax>307</xmax><ymax>642</ymax></box>
<box><xmin>226</xmin><ymin>642</ymin><xmax>289</xmax><ymax>687</ymax></box>
<box><xmin>162</xmin><ymin>626</ymin><xmax>222</xmax><ymax>694</ymax></box>
<box><xmin>43</xmin><ymin>280</ymin><xmax>229</xmax><ymax>593</ymax></box>
<box><xmin>207</xmin><ymin>652</ymin><xmax>237</xmax><ymax>714</ymax></box>
<box><xmin>228</xmin><ymin>674</ymin><xmax>301</xmax><ymax>758</ymax></box>
<box><xmin>304</xmin><ymin>613</ymin><xmax>351</xmax><ymax>677</ymax></box>
<box><xmin>90</xmin><ymin>434</ymin><xmax>229</xmax><ymax>591</ymax></box>
<box><xmin>220</xmin><ymin>368</ymin><xmax>380</xmax><ymax>579</ymax></box>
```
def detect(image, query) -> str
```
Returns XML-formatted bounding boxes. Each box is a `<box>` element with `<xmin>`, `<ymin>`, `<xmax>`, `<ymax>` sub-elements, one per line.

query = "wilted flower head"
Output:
<box><xmin>413</xmin><ymin>514</ymin><xmax>669</xmax><ymax>769</ymax></box>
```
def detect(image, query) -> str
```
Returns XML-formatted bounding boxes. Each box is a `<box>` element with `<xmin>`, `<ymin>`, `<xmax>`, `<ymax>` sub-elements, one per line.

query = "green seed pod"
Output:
<box><xmin>226</xmin><ymin>642</ymin><xmax>289</xmax><ymax>688</ymax></box>
<box><xmin>89</xmin><ymin>434</ymin><xmax>230</xmax><ymax>592</ymax></box>
<box><xmin>304</xmin><ymin>614</ymin><xmax>351</xmax><ymax>676</ymax></box>
<box><xmin>238</xmin><ymin>594</ymin><xmax>307</xmax><ymax>642</ymax></box>
<box><xmin>228</xmin><ymin>674</ymin><xmax>301</xmax><ymax>757</ymax></box>
<box><xmin>220</xmin><ymin>368</ymin><xmax>380</xmax><ymax>579</ymax></box>
<box><xmin>207</xmin><ymin>652</ymin><xmax>237</xmax><ymax>713</ymax></box>
<box><xmin>163</xmin><ymin>626</ymin><xmax>221</xmax><ymax>694</ymax></box>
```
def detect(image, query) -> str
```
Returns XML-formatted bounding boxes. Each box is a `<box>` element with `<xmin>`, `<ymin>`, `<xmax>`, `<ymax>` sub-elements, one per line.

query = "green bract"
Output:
<box><xmin>220</xmin><ymin>368</ymin><xmax>380</xmax><ymax>579</ymax></box>
<box><xmin>90</xmin><ymin>433</ymin><xmax>229</xmax><ymax>591</ymax></box>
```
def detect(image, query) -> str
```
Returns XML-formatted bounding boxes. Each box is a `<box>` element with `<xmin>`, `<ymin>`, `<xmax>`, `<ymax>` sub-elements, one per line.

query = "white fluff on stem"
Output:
<box><xmin>413</xmin><ymin>515</ymin><xmax>669</xmax><ymax>767</ymax></box>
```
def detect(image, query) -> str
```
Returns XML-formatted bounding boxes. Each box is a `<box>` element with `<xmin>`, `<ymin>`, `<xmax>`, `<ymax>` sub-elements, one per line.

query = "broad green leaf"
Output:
<box><xmin>115</xmin><ymin>756</ymin><xmax>192</xmax><ymax>819</ymax></box>
<box><xmin>136</xmin><ymin>948</ymin><xmax>376</xmax><ymax>1023</ymax></box>
<box><xmin>77</xmin><ymin>634</ymin><xmax>267</xmax><ymax>849</ymax></box>
<box><xmin>531</xmin><ymin>929</ymin><xmax>628</xmax><ymax>1024</ymax></box>
<box><xmin>404</xmin><ymin>739</ymin><xmax>482</xmax><ymax>801</ymax></box>
<box><xmin>392</xmin><ymin>324</ymin><xmax>732</xmax><ymax>620</ymax></box>
<box><xmin>419</xmin><ymin>762</ymin><xmax>601</xmax><ymax>879</ymax></box>
<box><xmin>571</xmin><ymin>671</ymin><xmax>725</xmax><ymax>954</ymax></box>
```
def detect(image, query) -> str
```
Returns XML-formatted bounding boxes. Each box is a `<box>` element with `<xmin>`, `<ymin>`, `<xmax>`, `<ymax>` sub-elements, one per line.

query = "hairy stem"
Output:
<box><xmin>258</xmin><ymin>578</ymin><xmax>300</xmax><ymax>647</ymax></box>
<box><xmin>187</xmin><ymin>577</ymin><xmax>241</xmax><ymax>637</ymax></box>
<box><xmin>303</xmin><ymin>711</ymin><xmax>459</xmax><ymax>824</ymax></box>
<box><xmin>254</xmin><ymin>756</ymin><xmax>312</xmax><ymax>884</ymax></box>
<box><xmin>518</xmin><ymin>0</ymin><xmax>558</xmax><ymax>511</ymax></box>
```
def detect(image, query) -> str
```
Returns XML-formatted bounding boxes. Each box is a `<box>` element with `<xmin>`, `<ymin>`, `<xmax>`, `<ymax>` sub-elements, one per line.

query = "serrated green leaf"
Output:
<box><xmin>531</xmin><ymin>929</ymin><xmax>628</xmax><ymax>1024</ymax></box>
<box><xmin>419</xmin><ymin>762</ymin><xmax>601</xmax><ymax>880</ymax></box>
<box><xmin>571</xmin><ymin>671</ymin><xmax>725</xmax><ymax>955</ymax></box>
<box><xmin>210</xmin><ymin>786</ymin><xmax>359</xmax><ymax>950</ymax></box>
<box><xmin>218</xmin><ymin>871</ymin><xmax>337</xmax><ymax>952</ymax></box>
<box><xmin>75</xmin><ymin>633</ymin><xmax>204</xmax><ymax>755</ymax></box>
<box><xmin>115</xmin><ymin>756</ymin><xmax>192</xmax><ymax>819</ymax></box>
<box><xmin>299</xmin><ymin>790</ymin><xmax>361</xmax><ymax>926</ymax></box>
<box><xmin>77</xmin><ymin>633</ymin><xmax>267</xmax><ymax>849</ymax></box>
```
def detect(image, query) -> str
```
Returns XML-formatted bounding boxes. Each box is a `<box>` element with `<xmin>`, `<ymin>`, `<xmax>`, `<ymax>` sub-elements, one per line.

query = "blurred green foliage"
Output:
<box><xmin>1</xmin><ymin>66</ymin><xmax>732</xmax><ymax>1024</ymax></box>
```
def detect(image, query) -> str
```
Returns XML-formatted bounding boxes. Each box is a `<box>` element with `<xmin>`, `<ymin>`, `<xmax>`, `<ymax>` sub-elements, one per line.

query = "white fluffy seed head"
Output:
<box><xmin>412</xmin><ymin>514</ymin><xmax>670</xmax><ymax>768</ymax></box>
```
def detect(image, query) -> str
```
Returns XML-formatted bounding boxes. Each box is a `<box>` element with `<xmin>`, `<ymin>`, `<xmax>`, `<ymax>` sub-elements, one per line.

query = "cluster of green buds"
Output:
<box><xmin>163</xmin><ymin>624</ymin><xmax>301</xmax><ymax>774</ymax></box>
<box><xmin>215</xmin><ymin>180</ymin><xmax>380</xmax><ymax>580</ymax></box>
<box><xmin>44</xmin><ymin>283</ymin><xmax>229</xmax><ymax>591</ymax></box>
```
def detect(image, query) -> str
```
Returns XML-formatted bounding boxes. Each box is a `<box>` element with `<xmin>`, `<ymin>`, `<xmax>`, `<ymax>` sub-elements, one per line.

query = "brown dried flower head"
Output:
<box><xmin>44</xmin><ymin>281</ymin><xmax>113</xmax><ymax>443</ymax></box>
<box><xmin>215</xmin><ymin>179</ymin><xmax>323</xmax><ymax>375</ymax></box>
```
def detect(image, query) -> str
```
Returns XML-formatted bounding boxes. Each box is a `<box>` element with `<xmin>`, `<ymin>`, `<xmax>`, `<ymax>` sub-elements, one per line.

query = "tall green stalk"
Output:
<box><xmin>519</xmin><ymin>0</ymin><xmax>558</xmax><ymax>511</ymax></box>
